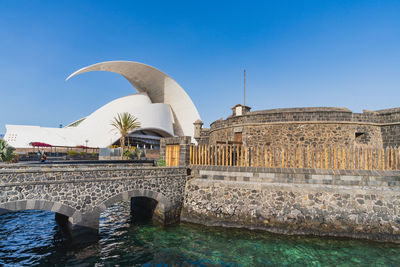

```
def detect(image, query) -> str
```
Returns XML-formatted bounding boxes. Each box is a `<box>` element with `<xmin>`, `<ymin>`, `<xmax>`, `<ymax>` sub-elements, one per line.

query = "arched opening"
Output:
<box><xmin>0</xmin><ymin>209</ymin><xmax>72</xmax><ymax>250</ymax></box>
<box><xmin>98</xmin><ymin>197</ymin><xmax>160</xmax><ymax>238</ymax></box>
<box><xmin>98</xmin><ymin>189</ymin><xmax>174</xmax><ymax>226</ymax></box>
<box><xmin>99</xmin><ymin>195</ymin><xmax>161</xmax><ymax>227</ymax></box>
<box><xmin>130</xmin><ymin>197</ymin><xmax>158</xmax><ymax>223</ymax></box>
<box><xmin>0</xmin><ymin>200</ymin><xmax>81</xmax><ymax>241</ymax></box>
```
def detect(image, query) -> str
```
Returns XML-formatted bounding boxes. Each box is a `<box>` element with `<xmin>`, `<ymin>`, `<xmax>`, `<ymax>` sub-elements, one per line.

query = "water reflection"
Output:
<box><xmin>0</xmin><ymin>202</ymin><xmax>399</xmax><ymax>266</ymax></box>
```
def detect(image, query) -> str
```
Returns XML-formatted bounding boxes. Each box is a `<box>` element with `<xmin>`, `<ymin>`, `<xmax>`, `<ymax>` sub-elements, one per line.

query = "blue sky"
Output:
<box><xmin>1</xmin><ymin>0</ymin><xmax>400</xmax><ymax>134</ymax></box>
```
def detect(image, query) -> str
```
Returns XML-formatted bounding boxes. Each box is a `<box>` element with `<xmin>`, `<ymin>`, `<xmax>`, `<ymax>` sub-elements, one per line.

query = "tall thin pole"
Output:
<box><xmin>244</xmin><ymin>69</ymin><xmax>246</xmax><ymax>106</ymax></box>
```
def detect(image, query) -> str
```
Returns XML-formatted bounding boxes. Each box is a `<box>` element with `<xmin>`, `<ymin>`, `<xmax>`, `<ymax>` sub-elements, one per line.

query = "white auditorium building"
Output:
<box><xmin>4</xmin><ymin>61</ymin><xmax>201</xmax><ymax>149</ymax></box>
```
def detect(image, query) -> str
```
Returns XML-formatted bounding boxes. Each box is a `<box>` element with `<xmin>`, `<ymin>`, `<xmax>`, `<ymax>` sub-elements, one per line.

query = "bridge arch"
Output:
<box><xmin>0</xmin><ymin>199</ymin><xmax>79</xmax><ymax>218</ymax></box>
<box><xmin>95</xmin><ymin>189</ymin><xmax>175</xmax><ymax>224</ymax></box>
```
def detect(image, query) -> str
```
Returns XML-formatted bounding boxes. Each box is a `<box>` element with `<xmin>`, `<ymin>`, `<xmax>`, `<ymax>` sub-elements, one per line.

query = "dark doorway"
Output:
<box><xmin>234</xmin><ymin>132</ymin><xmax>243</xmax><ymax>143</ymax></box>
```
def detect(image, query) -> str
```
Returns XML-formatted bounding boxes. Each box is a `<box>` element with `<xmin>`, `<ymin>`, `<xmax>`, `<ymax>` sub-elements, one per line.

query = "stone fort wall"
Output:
<box><xmin>182</xmin><ymin>165</ymin><xmax>400</xmax><ymax>242</ymax></box>
<box><xmin>200</xmin><ymin>107</ymin><xmax>400</xmax><ymax>148</ymax></box>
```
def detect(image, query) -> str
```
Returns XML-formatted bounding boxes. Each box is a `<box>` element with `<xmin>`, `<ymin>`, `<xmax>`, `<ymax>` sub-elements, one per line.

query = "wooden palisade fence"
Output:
<box><xmin>189</xmin><ymin>144</ymin><xmax>400</xmax><ymax>171</ymax></box>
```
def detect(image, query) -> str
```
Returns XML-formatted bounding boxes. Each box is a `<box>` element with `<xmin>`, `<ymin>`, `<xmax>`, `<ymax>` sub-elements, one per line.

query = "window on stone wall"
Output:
<box><xmin>355</xmin><ymin>132</ymin><xmax>365</xmax><ymax>139</ymax></box>
<box><xmin>355</xmin><ymin>132</ymin><xmax>369</xmax><ymax>144</ymax></box>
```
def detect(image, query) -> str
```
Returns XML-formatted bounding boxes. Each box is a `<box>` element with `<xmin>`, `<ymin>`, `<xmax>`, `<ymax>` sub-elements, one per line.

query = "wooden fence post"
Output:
<box><xmin>292</xmin><ymin>146</ymin><xmax>295</xmax><ymax>168</ymax></box>
<box><xmin>201</xmin><ymin>144</ymin><xmax>204</xmax><ymax>165</ymax></box>
<box><xmin>199</xmin><ymin>145</ymin><xmax>201</xmax><ymax>165</ymax></box>
<box><xmin>270</xmin><ymin>147</ymin><xmax>273</xmax><ymax>168</ymax></box>
<box><xmin>201</xmin><ymin>145</ymin><xmax>204</xmax><ymax>165</ymax></box>
<box><xmin>391</xmin><ymin>147</ymin><xmax>394</xmax><ymax>170</ymax></box>
<box><xmin>333</xmin><ymin>147</ymin><xmax>337</xmax><ymax>169</ymax></box>
<box><xmin>264</xmin><ymin>147</ymin><xmax>268</xmax><ymax>167</ymax></box>
<box><xmin>190</xmin><ymin>145</ymin><xmax>193</xmax><ymax>164</ymax></box>
<box><xmin>369</xmin><ymin>148</ymin><xmax>372</xmax><ymax>170</ymax></box>
<box><xmin>198</xmin><ymin>145</ymin><xmax>201</xmax><ymax>165</ymax></box>
<box><xmin>342</xmin><ymin>147</ymin><xmax>345</xmax><ymax>170</ymax></box>
<box><xmin>360</xmin><ymin>146</ymin><xmax>363</xmax><ymax>170</ymax></box>
<box><xmin>306</xmin><ymin>146</ymin><xmax>309</xmax><ymax>168</ymax></box>
<box><xmin>203</xmin><ymin>145</ymin><xmax>206</xmax><ymax>165</ymax></box>
<box><xmin>236</xmin><ymin>145</ymin><xmax>239</xmax><ymax>166</ymax></box>
<box><xmin>219</xmin><ymin>145</ymin><xmax>222</xmax><ymax>166</ymax></box>
<box><xmin>244</xmin><ymin>146</ymin><xmax>248</xmax><ymax>167</ymax></box>
<box><xmin>298</xmin><ymin>145</ymin><xmax>302</xmax><ymax>168</ymax></box>
<box><xmin>215</xmin><ymin>145</ymin><xmax>217</xmax><ymax>165</ymax></box>
<box><xmin>364</xmin><ymin>146</ymin><xmax>368</xmax><ymax>170</ymax></box>
<box><xmin>192</xmin><ymin>145</ymin><xmax>195</xmax><ymax>165</ymax></box>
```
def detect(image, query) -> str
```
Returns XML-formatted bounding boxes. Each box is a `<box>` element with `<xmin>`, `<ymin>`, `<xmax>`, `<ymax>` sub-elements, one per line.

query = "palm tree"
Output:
<box><xmin>0</xmin><ymin>139</ymin><xmax>17</xmax><ymax>163</ymax></box>
<box><xmin>110</xmin><ymin>112</ymin><xmax>141</xmax><ymax>159</ymax></box>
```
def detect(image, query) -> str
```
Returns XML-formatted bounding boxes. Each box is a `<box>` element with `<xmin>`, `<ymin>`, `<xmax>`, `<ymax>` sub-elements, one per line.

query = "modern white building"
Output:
<box><xmin>4</xmin><ymin>61</ymin><xmax>201</xmax><ymax>148</ymax></box>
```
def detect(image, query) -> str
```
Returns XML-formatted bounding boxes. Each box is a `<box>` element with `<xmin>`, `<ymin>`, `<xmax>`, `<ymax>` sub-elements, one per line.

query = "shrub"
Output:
<box><xmin>157</xmin><ymin>158</ymin><xmax>166</xmax><ymax>167</ymax></box>
<box><xmin>123</xmin><ymin>149</ymin><xmax>132</xmax><ymax>159</ymax></box>
<box><xmin>134</xmin><ymin>148</ymin><xmax>142</xmax><ymax>159</ymax></box>
<box><xmin>67</xmin><ymin>150</ymin><xmax>78</xmax><ymax>156</ymax></box>
<box><xmin>0</xmin><ymin>139</ymin><xmax>18</xmax><ymax>163</ymax></box>
<box><xmin>80</xmin><ymin>151</ymin><xmax>87</xmax><ymax>156</ymax></box>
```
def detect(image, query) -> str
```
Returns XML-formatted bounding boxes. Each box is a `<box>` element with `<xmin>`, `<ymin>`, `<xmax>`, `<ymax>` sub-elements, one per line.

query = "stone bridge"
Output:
<box><xmin>0</xmin><ymin>164</ymin><xmax>187</xmax><ymax>238</ymax></box>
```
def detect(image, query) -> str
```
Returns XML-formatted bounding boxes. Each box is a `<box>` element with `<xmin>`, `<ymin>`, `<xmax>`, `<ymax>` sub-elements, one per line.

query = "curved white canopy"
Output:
<box><xmin>67</xmin><ymin>61</ymin><xmax>201</xmax><ymax>138</ymax></box>
<box><xmin>5</xmin><ymin>94</ymin><xmax>174</xmax><ymax>148</ymax></box>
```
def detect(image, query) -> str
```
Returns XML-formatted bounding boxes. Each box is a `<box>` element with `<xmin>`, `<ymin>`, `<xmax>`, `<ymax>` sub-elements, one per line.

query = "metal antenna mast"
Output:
<box><xmin>244</xmin><ymin>69</ymin><xmax>246</xmax><ymax>106</ymax></box>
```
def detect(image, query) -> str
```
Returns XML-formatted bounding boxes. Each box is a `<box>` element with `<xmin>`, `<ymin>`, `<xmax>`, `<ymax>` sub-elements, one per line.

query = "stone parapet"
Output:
<box><xmin>210</xmin><ymin>107</ymin><xmax>400</xmax><ymax>130</ymax></box>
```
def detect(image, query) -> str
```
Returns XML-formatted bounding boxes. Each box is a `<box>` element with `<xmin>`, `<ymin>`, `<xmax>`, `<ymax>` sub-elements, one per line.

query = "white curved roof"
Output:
<box><xmin>67</xmin><ymin>61</ymin><xmax>201</xmax><ymax>138</ymax></box>
<box><xmin>5</xmin><ymin>94</ymin><xmax>174</xmax><ymax>148</ymax></box>
<box><xmin>74</xmin><ymin>93</ymin><xmax>174</xmax><ymax>147</ymax></box>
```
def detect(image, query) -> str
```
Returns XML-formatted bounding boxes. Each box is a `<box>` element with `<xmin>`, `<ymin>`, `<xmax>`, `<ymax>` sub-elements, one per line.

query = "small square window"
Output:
<box><xmin>355</xmin><ymin>132</ymin><xmax>365</xmax><ymax>138</ymax></box>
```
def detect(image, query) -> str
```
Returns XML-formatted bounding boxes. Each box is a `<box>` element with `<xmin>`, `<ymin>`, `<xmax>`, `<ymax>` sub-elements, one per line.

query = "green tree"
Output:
<box><xmin>110</xmin><ymin>112</ymin><xmax>141</xmax><ymax>159</ymax></box>
<box><xmin>0</xmin><ymin>139</ymin><xmax>18</xmax><ymax>163</ymax></box>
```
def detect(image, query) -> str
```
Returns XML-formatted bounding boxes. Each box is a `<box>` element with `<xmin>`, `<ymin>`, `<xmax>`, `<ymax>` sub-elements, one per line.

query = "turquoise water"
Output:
<box><xmin>0</xmin><ymin>202</ymin><xmax>399</xmax><ymax>266</ymax></box>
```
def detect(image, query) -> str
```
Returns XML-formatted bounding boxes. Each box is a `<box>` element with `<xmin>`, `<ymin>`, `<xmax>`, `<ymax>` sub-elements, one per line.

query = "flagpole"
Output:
<box><xmin>244</xmin><ymin>69</ymin><xmax>246</xmax><ymax>106</ymax></box>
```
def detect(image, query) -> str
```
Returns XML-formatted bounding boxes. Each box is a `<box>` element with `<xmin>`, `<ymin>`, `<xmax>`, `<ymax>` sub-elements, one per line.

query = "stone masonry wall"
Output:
<box><xmin>181</xmin><ymin>166</ymin><xmax>400</xmax><ymax>242</ymax></box>
<box><xmin>209</xmin><ymin>123</ymin><xmax>382</xmax><ymax>147</ymax></box>
<box><xmin>201</xmin><ymin>107</ymin><xmax>400</xmax><ymax>148</ymax></box>
<box><xmin>381</xmin><ymin>125</ymin><xmax>400</xmax><ymax>147</ymax></box>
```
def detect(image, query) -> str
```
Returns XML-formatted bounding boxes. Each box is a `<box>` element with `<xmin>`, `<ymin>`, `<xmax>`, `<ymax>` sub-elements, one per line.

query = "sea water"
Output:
<box><xmin>0</xmin><ymin>202</ymin><xmax>399</xmax><ymax>267</ymax></box>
